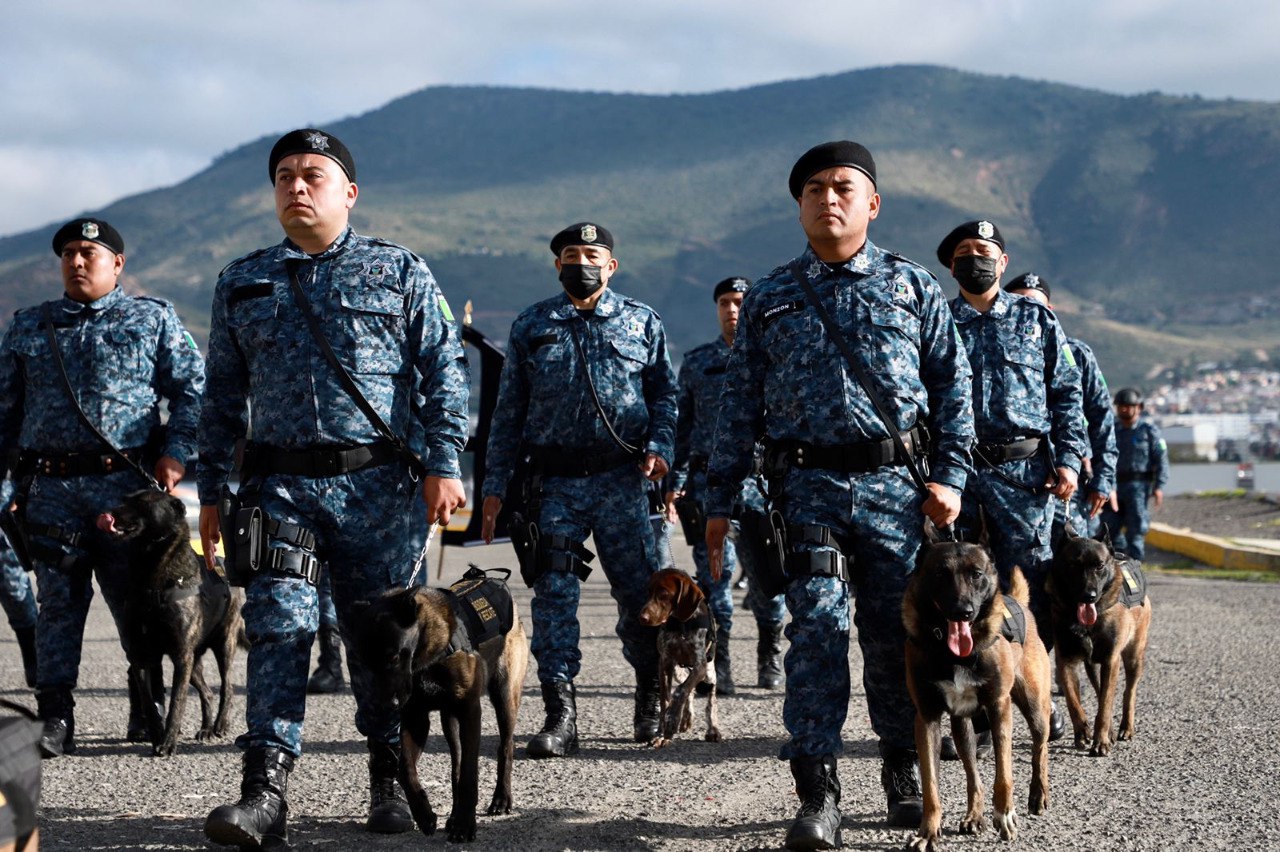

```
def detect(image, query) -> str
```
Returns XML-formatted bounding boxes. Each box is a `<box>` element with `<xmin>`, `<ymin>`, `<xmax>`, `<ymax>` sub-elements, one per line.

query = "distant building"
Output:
<box><xmin>1162</xmin><ymin>423</ymin><xmax>1219</xmax><ymax>462</ymax></box>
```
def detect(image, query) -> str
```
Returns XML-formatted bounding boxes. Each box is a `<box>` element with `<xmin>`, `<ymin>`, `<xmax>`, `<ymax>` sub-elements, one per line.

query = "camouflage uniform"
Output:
<box><xmin>1054</xmin><ymin>338</ymin><xmax>1117</xmax><ymax>538</ymax></box>
<box><xmin>0</xmin><ymin>287</ymin><xmax>203</xmax><ymax>690</ymax></box>
<box><xmin>1099</xmin><ymin>417</ymin><xmax>1168</xmax><ymax>560</ymax></box>
<box><xmin>198</xmin><ymin>227</ymin><xmax>468</xmax><ymax>757</ymax></box>
<box><xmin>0</xmin><ymin>481</ymin><xmax>37</xmax><ymax>637</ymax></box>
<box><xmin>950</xmin><ymin>289</ymin><xmax>1087</xmax><ymax>638</ymax></box>
<box><xmin>670</xmin><ymin>338</ymin><xmax>784</xmax><ymax>631</ymax></box>
<box><xmin>481</xmin><ymin>287</ymin><xmax>677</xmax><ymax>684</ymax></box>
<box><xmin>706</xmin><ymin>241</ymin><xmax>974</xmax><ymax>757</ymax></box>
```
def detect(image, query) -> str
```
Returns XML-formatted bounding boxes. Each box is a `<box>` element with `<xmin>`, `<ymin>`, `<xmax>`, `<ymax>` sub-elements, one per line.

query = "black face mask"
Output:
<box><xmin>559</xmin><ymin>263</ymin><xmax>605</xmax><ymax>300</ymax></box>
<box><xmin>952</xmin><ymin>255</ymin><xmax>1000</xmax><ymax>295</ymax></box>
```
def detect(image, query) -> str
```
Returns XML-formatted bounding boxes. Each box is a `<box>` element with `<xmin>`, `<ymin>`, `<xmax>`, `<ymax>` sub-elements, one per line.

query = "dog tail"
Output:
<box><xmin>237</xmin><ymin>623</ymin><xmax>250</xmax><ymax>650</ymax></box>
<box><xmin>1008</xmin><ymin>566</ymin><xmax>1031</xmax><ymax>607</ymax></box>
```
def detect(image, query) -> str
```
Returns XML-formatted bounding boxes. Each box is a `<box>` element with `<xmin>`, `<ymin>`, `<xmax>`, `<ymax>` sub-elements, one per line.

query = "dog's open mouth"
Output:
<box><xmin>1077</xmin><ymin>603</ymin><xmax>1098</xmax><ymax>626</ymax></box>
<box><xmin>947</xmin><ymin>620</ymin><xmax>975</xmax><ymax>657</ymax></box>
<box><xmin>96</xmin><ymin>512</ymin><xmax>139</xmax><ymax>538</ymax></box>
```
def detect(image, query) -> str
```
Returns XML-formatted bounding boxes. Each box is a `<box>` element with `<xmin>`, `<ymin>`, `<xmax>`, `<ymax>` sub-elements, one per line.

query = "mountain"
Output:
<box><xmin>3</xmin><ymin>64</ymin><xmax>1278</xmax><ymax>388</ymax></box>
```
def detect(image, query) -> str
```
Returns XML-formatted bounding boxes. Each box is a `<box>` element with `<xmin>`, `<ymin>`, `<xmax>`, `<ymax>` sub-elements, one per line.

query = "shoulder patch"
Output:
<box><xmin>437</xmin><ymin>295</ymin><xmax>454</xmax><ymax>323</ymax></box>
<box><xmin>1061</xmin><ymin>344</ymin><xmax>1077</xmax><ymax>368</ymax></box>
<box><xmin>183</xmin><ymin>331</ymin><xmax>199</xmax><ymax>351</ymax></box>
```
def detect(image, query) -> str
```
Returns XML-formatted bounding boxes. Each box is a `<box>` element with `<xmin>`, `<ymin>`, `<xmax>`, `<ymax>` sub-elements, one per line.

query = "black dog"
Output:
<box><xmin>98</xmin><ymin>489</ymin><xmax>244</xmax><ymax>756</ymax></box>
<box><xmin>352</xmin><ymin>567</ymin><xmax>528</xmax><ymax>843</ymax></box>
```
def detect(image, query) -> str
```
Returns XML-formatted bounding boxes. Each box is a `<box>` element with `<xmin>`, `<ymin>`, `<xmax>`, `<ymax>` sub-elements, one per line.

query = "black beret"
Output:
<box><xmin>268</xmin><ymin>128</ymin><xmax>355</xmax><ymax>183</ymax></box>
<box><xmin>788</xmin><ymin>141</ymin><xmax>877</xmax><ymax>199</ymax></box>
<box><xmin>712</xmin><ymin>276</ymin><xmax>751</xmax><ymax>301</ymax></box>
<box><xmin>52</xmin><ymin>218</ymin><xmax>124</xmax><ymax>256</ymax></box>
<box><xmin>1005</xmin><ymin>272</ymin><xmax>1051</xmax><ymax>300</ymax></box>
<box><xmin>549</xmin><ymin>222</ymin><xmax>614</xmax><ymax>256</ymax></box>
<box><xmin>935</xmin><ymin>220</ymin><xmax>1006</xmax><ymax>266</ymax></box>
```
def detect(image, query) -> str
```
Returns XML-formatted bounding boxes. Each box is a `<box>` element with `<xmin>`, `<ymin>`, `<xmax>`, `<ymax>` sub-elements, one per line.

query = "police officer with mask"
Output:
<box><xmin>706</xmin><ymin>142</ymin><xmax>975</xmax><ymax>847</ymax></box>
<box><xmin>1100</xmin><ymin>387</ymin><xmax>1168</xmax><ymax>560</ymax></box>
<box><xmin>940</xmin><ymin>222</ymin><xmax>1088</xmax><ymax>745</ymax></box>
<box><xmin>198</xmin><ymin>129</ymin><xmax>469</xmax><ymax>849</ymax></box>
<box><xmin>480</xmin><ymin>222</ymin><xmax>677</xmax><ymax>758</ymax></box>
<box><xmin>665</xmin><ymin>276</ymin><xmax>786</xmax><ymax>694</ymax></box>
<box><xmin>0</xmin><ymin>217</ymin><xmax>204</xmax><ymax>757</ymax></box>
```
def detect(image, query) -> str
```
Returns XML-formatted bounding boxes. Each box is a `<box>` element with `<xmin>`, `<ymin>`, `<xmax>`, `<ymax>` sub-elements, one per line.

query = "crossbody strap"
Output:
<box><xmin>567</xmin><ymin>319</ymin><xmax>642</xmax><ymax>458</ymax></box>
<box><xmin>39</xmin><ymin>304</ymin><xmax>162</xmax><ymax>491</ymax></box>
<box><xmin>285</xmin><ymin>260</ymin><xmax>428</xmax><ymax>480</ymax></box>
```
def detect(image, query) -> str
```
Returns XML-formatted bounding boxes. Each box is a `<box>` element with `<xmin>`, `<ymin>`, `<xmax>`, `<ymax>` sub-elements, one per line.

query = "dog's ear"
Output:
<box><xmin>1095</xmin><ymin>522</ymin><xmax>1113</xmax><ymax>550</ymax></box>
<box><xmin>168</xmin><ymin>495</ymin><xmax>187</xmax><ymax>522</ymax></box>
<box><xmin>1063</xmin><ymin>519</ymin><xmax>1078</xmax><ymax>540</ymax></box>
<box><xmin>390</xmin><ymin>589</ymin><xmax>420</xmax><ymax>627</ymax></box>
<box><xmin>672</xmin><ymin>573</ymin><xmax>704</xmax><ymax>622</ymax></box>
<box><xmin>922</xmin><ymin>518</ymin><xmax>942</xmax><ymax>545</ymax></box>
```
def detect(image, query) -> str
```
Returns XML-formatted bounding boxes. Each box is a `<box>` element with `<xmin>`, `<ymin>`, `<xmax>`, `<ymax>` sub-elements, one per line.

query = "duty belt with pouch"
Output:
<box><xmin>218</xmin><ymin>484</ymin><xmax>321</xmax><ymax>588</ymax></box>
<box><xmin>975</xmin><ymin>436</ymin><xmax>1043</xmax><ymax>466</ymax></box>
<box><xmin>763</xmin><ymin>425</ymin><xmax>928</xmax><ymax>478</ymax></box>
<box><xmin>673</xmin><ymin>493</ymin><xmax>706</xmax><ymax>543</ymax></box>
<box><xmin>755</xmin><ymin>511</ymin><xmax>850</xmax><ymax>598</ymax></box>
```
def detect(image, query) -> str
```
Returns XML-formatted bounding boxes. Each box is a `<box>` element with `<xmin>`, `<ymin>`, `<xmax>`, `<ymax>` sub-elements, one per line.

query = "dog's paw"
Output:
<box><xmin>959</xmin><ymin>810</ymin><xmax>986</xmax><ymax>835</ymax></box>
<box><xmin>649</xmin><ymin>736</ymin><xmax>671</xmax><ymax>749</ymax></box>
<box><xmin>445</xmin><ymin>814</ymin><xmax>477</xmax><ymax>843</ymax></box>
<box><xmin>1089</xmin><ymin>736</ymin><xmax>1113</xmax><ymax>757</ymax></box>
<box><xmin>418</xmin><ymin>811</ymin><xmax>438</xmax><ymax>836</ymax></box>
<box><xmin>1028</xmin><ymin>783</ymin><xmax>1049</xmax><ymax>815</ymax></box>
<box><xmin>907</xmin><ymin>830</ymin><xmax>943</xmax><ymax>851</ymax></box>
<box><xmin>485</xmin><ymin>793</ymin><xmax>512</xmax><ymax>816</ymax></box>
<box><xmin>1118</xmin><ymin>720</ymin><xmax>1135</xmax><ymax>741</ymax></box>
<box><xmin>705</xmin><ymin>728</ymin><xmax>721</xmax><ymax>743</ymax></box>
<box><xmin>195</xmin><ymin>727</ymin><xmax>214</xmax><ymax>742</ymax></box>
<box><xmin>1073</xmin><ymin>731</ymin><xmax>1092</xmax><ymax>750</ymax></box>
<box><xmin>152</xmin><ymin>737</ymin><xmax>178</xmax><ymax>757</ymax></box>
<box><xmin>994</xmin><ymin>809</ymin><xmax>1018</xmax><ymax>841</ymax></box>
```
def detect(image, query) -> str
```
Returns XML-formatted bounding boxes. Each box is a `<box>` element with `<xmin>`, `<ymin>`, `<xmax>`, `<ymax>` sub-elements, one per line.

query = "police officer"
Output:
<box><xmin>0</xmin><ymin>483</ymin><xmax>38</xmax><ymax>687</ymax></box>
<box><xmin>480</xmin><ymin>222</ymin><xmax>677</xmax><ymax>758</ymax></box>
<box><xmin>198</xmin><ymin>129</ymin><xmax>469</xmax><ymax>849</ymax></box>
<box><xmin>1005</xmin><ymin>273</ymin><xmax>1117</xmax><ymax>537</ymax></box>
<box><xmin>1100</xmin><ymin>388</ymin><xmax>1168</xmax><ymax>560</ymax></box>
<box><xmin>665</xmin><ymin>276</ymin><xmax>786</xmax><ymax>694</ymax></box>
<box><xmin>0</xmin><ymin>217</ymin><xmax>204</xmax><ymax>756</ymax></box>
<box><xmin>706</xmin><ymin>142</ymin><xmax>975</xmax><ymax>846</ymax></box>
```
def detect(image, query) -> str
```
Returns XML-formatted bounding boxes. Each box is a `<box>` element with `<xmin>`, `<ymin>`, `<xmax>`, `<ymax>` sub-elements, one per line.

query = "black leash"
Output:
<box><xmin>40</xmin><ymin>304</ymin><xmax>163</xmax><ymax>492</ymax></box>
<box><xmin>789</xmin><ymin>259</ymin><xmax>956</xmax><ymax>541</ymax></box>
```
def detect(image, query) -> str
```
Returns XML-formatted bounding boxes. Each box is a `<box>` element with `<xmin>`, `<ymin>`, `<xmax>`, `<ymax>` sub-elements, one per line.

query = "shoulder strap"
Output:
<box><xmin>285</xmin><ymin>260</ymin><xmax>428</xmax><ymax>479</ymax></box>
<box><xmin>567</xmin><ymin>320</ymin><xmax>641</xmax><ymax>457</ymax></box>
<box><xmin>39</xmin><ymin>304</ymin><xmax>162</xmax><ymax>491</ymax></box>
<box><xmin>788</xmin><ymin>260</ymin><xmax>951</xmax><ymax>537</ymax></box>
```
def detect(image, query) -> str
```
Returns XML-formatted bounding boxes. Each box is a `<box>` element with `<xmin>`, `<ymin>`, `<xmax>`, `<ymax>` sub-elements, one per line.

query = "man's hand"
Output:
<box><xmin>921</xmin><ymin>482</ymin><xmax>961</xmax><ymax>528</ymax></box>
<box><xmin>1085</xmin><ymin>490</ymin><xmax>1108</xmax><ymax>518</ymax></box>
<box><xmin>154</xmin><ymin>456</ymin><xmax>186</xmax><ymax>493</ymax></box>
<box><xmin>1108</xmin><ymin>490</ymin><xmax>1119</xmax><ymax>512</ymax></box>
<box><xmin>1151</xmin><ymin>488</ymin><xmax>1164</xmax><ymax>510</ymax></box>
<box><xmin>481</xmin><ymin>495</ymin><xmax>503</xmax><ymax>544</ymax></box>
<box><xmin>1048</xmin><ymin>466</ymin><xmax>1078</xmax><ymax>502</ymax></box>
<box><xmin>422</xmin><ymin>476</ymin><xmax>466</xmax><ymax>526</ymax></box>
<box><xmin>199</xmin><ymin>505</ymin><xmax>221</xmax><ymax>571</ymax></box>
<box><xmin>639</xmin><ymin>452</ymin><xmax>669</xmax><ymax>483</ymax></box>
<box><xmin>663</xmin><ymin>490</ymin><xmax>681</xmax><ymax>524</ymax></box>
<box><xmin>705</xmin><ymin>517</ymin><xmax>730</xmax><ymax>581</ymax></box>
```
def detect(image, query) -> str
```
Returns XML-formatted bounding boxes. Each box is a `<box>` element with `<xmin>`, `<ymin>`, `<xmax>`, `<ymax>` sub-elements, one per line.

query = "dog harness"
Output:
<box><xmin>1117</xmin><ymin>561</ymin><xmax>1147</xmax><ymax>609</ymax></box>
<box><xmin>998</xmin><ymin>595</ymin><xmax>1027</xmax><ymax>645</ymax></box>
<box><xmin>661</xmin><ymin>604</ymin><xmax>718</xmax><ymax>664</ymax></box>
<box><xmin>442</xmin><ymin>566</ymin><xmax>515</xmax><ymax>655</ymax></box>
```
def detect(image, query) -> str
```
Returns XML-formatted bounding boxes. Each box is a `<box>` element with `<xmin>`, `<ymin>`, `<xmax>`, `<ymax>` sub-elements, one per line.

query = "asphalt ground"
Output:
<box><xmin>4</xmin><ymin>534</ymin><xmax>1278</xmax><ymax>851</ymax></box>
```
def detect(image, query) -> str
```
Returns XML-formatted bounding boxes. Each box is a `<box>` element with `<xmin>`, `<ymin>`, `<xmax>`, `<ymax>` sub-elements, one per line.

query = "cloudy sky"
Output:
<box><xmin>3</xmin><ymin>0</ymin><xmax>1276</xmax><ymax>237</ymax></box>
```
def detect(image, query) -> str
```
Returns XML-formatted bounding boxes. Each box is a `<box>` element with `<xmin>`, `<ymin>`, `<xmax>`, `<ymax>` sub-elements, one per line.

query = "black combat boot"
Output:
<box><xmin>15</xmin><ymin>626</ymin><xmax>36</xmax><ymax>689</ymax></box>
<box><xmin>204</xmin><ymin>747</ymin><xmax>294</xmax><ymax>850</ymax></box>
<box><xmin>785</xmin><ymin>755</ymin><xmax>842</xmax><ymax>850</ymax></box>
<box><xmin>713</xmin><ymin>628</ymin><xmax>736</xmax><ymax>695</ymax></box>
<box><xmin>880</xmin><ymin>744</ymin><xmax>923</xmax><ymax>828</ymax></box>
<box><xmin>756</xmin><ymin>620</ymin><xmax>784</xmax><ymax>690</ymax></box>
<box><xmin>1048</xmin><ymin>700</ymin><xmax>1066</xmax><ymax>742</ymax></box>
<box><xmin>633</xmin><ymin>672</ymin><xmax>661</xmax><ymax>743</ymax></box>
<box><xmin>366</xmin><ymin>739</ymin><xmax>413</xmax><ymax>833</ymax></box>
<box><xmin>527</xmin><ymin>681</ymin><xmax>579</xmax><ymax>758</ymax></box>
<box><xmin>307</xmin><ymin>625</ymin><xmax>346</xmax><ymax>694</ymax></box>
<box><xmin>36</xmin><ymin>687</ymin><xmax>74</xmax><ymax>758</ymax></box>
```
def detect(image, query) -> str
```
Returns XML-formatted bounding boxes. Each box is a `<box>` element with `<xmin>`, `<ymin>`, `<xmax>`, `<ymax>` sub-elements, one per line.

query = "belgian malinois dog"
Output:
<box><xmin>903</xmin><ymin>532</ymin><xmax>1051</xmax><ymax>849</ymax></box>
<box><xmin>1046</xmin><ymin>525</ymin><xmax>1152</xmax><ymax>756</ymax></box>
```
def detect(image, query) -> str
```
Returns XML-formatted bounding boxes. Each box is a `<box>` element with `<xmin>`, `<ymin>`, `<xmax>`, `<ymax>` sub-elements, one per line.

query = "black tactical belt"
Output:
<box><xmin>765</xmin><ymin>426</ymin><xmax>925</xmax><ymax>476</ymax></box>
<box><xmin>1116</xmin><ymin>471</ymin><xmax>1155</xmax><ymax>483</ymax></box>
<box><xmin>528</xmin><ymin>446</ymin><xmax>640</xmax><ymax>478</ymax></box>
<box><xmin>240</xmin><ymin>441</ymin><xmax>398</xmax><ymax>478</ymax></box>
<box><xmin>262</xmin><ymin>547</ymin><xmax>322</xmax><ymax>586</ymax></box>
<box><xmin>975</xmin><ymin>436</ymin><xmax>1042</xmax><ymax>465</ymax></box>
<box><xmin>14</xmin><ymin>446</ymin><xmax>148</xmax><ymax>478</ymax></box>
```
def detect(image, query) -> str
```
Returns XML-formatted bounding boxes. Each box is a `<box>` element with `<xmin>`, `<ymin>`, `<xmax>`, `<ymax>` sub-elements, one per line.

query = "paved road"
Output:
<box><xmin>4</xmin><ymin>537</ymin><xmax>1278</xmax><ymax>851</ymax></box>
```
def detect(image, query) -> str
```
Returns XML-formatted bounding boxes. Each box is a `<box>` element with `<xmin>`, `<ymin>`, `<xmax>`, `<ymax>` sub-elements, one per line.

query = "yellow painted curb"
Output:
<box><xmin>1147</xmin><ymin>523</ymin><xmax>1280</xmax><ymax>572</ymax></box>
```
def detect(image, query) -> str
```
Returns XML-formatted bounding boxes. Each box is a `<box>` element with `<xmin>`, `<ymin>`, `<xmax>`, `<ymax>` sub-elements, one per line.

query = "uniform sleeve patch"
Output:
<box><xmin>1062</xmin><ymin>344</ymin><xmax>1077</xmax><ymax>368</ymax></box>
<box><xmin>183</xmin><ymin>331</ymin><xmax>199</xmax><ymax>351</ymax></box>
<box><xmin>438</xmin><ymin>295</ymin><xmax>455</xmax><ymax>323</ymax></box>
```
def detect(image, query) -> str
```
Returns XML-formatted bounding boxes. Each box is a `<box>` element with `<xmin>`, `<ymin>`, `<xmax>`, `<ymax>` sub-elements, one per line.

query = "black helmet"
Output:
<box><xmin>1114</xmin><ymin>387</ymin><xmax>1144</xmax><ymax>406</ymax></box>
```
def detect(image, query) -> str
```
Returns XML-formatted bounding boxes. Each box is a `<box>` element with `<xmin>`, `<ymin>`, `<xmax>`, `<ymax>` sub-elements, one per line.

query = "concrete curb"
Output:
<box><xmin>1147</xmin><ymin>522</ymin><xmax>1280</xmax><ymax>572</ymax></box>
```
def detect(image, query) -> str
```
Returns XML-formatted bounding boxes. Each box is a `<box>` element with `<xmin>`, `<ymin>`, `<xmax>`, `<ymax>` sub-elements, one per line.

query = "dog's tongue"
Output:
<box><xmin>1078</xmin><ymin>603</ymin><xmax>1098</xmax><ymax>626</ymax></box>
<box><xmin>96</xmin><ymin>513</ymin><xmax>116</xmax><ymax>534</ymax></box>
<box><xmin>947</xmin><ymin>620</ymin><xmax>974</xmax><ymax>657</ymax></box>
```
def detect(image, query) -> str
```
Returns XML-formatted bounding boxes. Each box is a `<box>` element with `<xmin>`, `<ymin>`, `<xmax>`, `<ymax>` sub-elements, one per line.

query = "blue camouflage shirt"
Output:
<box><xmin>197</xmin><ymin>227</ymin><xmax>469</xmax><ymax>504</ymax></box>
<box><xmin>1069</xmin><ymin>337</ymin><xmax>1118</xmax><ymax>495</ymax></box>
<box><xmin>0</xmin><ymin>286</ymin><xmax>204</xmax><ymax>462</ymax></box>
<box><xmin>1115</xmin><ymin>418</ymin><xmax>1168</xmax><ymax>490</ymax></box>
<box><xmin>705</xmin><ymin>240</ymin><xmax>975</xmax><ymax>517</ymax></box>
<box><xmin>949</xmin><ymin>289</ymin><xmax>1088</xmax><ymax>472</ymax></box>
<box><xmin>481</xmin><ymin>286</ymin><xmax>678</xmax><ymax>500</ymax></box>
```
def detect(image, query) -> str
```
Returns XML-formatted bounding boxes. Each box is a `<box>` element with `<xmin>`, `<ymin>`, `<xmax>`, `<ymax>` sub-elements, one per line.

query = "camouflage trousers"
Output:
<box><xmin>24</xmin><ymin>471</ymin><xmax>146</xmax><ymax>689</ymax></box>
<box><xmin>530</xmin><ymin>464</ymin><xmax>660</xmax><ymax>683</ymax></box>
<box><xmin>778</xmin><ymin>465</ymin><xmax>923</xmax><ymax>759</ymax></box>
<box><xmin>1098</xmin><ymin>481</ymin><xmax>1152</xmax><ymax>561</ymax></box>
<box><xmin>237</xmin><ymin>462</ymin><xmax>422</xmax><ymax>757</ymax></box>
<box><xmin>957</xmin><ymin>455</ymin><xmax>1055</xmax><ymax>646</ymax></box>
<box><xmin>0</xmin><ymin>541</ymin><xmax>36</xmax><ymax>633</ymax></box>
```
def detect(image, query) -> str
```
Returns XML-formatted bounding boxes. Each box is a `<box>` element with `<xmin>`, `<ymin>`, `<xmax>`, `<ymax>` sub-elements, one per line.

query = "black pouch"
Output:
<box><xmin>509</xmin><ymin>514</ymin><xmax>541</xmax><ymax>588</ymax></box>
<box><xmin>754</xmin><ymin>509</ymin><xmax>789</xmax><ymax>599</ymax></box>
<box><xmin>673</xmin><ymin>494</ymin><xmax>706</xmax><ymax>542</ymax></box>
<box><xmin>226</xmin><ymin>505</ymin><xmax>264</xmax><ymax>588</ymax></box>
<box><xmin>217</xmin><ymin>485</ymin><xmax>239</xmax><ymax>573</ymax></box>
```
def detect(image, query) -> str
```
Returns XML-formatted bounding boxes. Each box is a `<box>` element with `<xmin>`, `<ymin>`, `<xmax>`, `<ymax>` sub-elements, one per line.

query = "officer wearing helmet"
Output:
<box><xmin>1100</xmin><ymin>387</ymin><xmax>1168</xmax><ymax>560</ymax></box>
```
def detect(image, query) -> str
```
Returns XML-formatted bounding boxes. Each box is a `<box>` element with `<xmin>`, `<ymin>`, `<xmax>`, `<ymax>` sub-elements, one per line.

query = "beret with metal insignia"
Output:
<box><xmin>788</xmin><ymin>140</ymin><xmax>877</xmax><ymax>199</ymax></box>
<box><xmin>51</xmin><ymin>217</ymin><xmax>125</xmax><ymax>256</ymax></box>
<box><xmin>712</xmin><ymin>276</ymin><xmax>751</xmax><ymax>301</ymax></box>
<box><xmin>935</xmin><ymin>219</ymin><xmax>1006</xmax><ymax>266</ymax></box>
<box><xmin>1005</xmin><ymin>272</ymin><xmax>1051</xmax><ymax>300</ymax></box>
<box><xmin>268</xmin><ymin>128</ymin><xmax>356</xmax><ymax>183</ymax></box>
<box><xmin>549</xmin><ymin>221</ymin><xmax>614</xmax><ymax>256</ymax></box>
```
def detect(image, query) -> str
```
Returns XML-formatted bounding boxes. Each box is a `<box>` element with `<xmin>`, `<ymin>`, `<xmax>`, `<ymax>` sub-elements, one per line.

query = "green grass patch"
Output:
<box><xmin>1148</xmin><ymin>565</ymin><xmax>1280</xmax><ymax>583</ymax></box>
